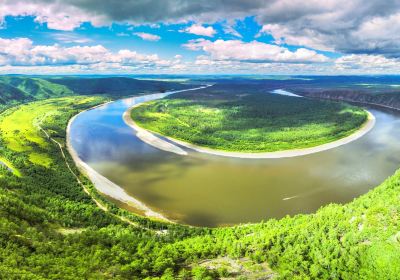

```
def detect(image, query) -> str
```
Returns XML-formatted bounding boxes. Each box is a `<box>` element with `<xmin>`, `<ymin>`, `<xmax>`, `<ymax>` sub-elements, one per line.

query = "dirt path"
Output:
<box><xmin>35</xmin><ymin>114</ymin><xmax>143</xmax><ymax>226</ymax></box>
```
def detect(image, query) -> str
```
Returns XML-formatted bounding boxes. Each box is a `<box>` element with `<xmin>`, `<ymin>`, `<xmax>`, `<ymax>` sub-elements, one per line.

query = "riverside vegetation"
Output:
<box><xmin>131</xmin><ymin>86</ymin><xmax>368</xmax><ymax>152</ymax></box>
<box><xmin>0</xmin><ymin>76</ymin><xmax>399</xmax><ymax>279</ymax></box>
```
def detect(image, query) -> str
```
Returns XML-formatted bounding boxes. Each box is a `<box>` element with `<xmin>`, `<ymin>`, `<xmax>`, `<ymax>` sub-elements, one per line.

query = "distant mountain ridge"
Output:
<box><xmin>297</xmin><ymin>89</ymin><xmax>400</xmax><ymax>111</ymax></box>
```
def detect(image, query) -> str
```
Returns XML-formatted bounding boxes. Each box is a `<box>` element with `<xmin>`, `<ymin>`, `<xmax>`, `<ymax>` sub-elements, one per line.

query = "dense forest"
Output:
<box><xmin>131</xmin><ymin>85</ymin><xmax>368</xmax><ymax>152</ymax></box>
<box><xmin>0</xmin><ymin>76</ymin><xmax>399</xmax><ymax>279</ymax></box>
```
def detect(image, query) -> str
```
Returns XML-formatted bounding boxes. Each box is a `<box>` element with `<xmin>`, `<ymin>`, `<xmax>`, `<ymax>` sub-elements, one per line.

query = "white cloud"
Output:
<box><xmin>184</xmin><ymin>24</ymin><xmax>216</xmax><ymax>37</ymax></box>
<box><xmin>3</xmin><ymin>48</ymin><xmax>399</xmax><ymax>75</ymax></box>
<box><xmin>0</xmin><ymin>37</ymin><xmax>171</xmax><ymax>70</ymax></box>
<box><xmin>258</xmin><ymin>24</ymin><xmax>333</xmax><ymax>51</ymax></box>
<box><xmin>0</xmin><ymin>37</ymin><xmax>329</xmax><ymax>74</ymax></box>
<box><xmin>335</xmin><ymin>54</ymin><xmax>400</xmax><ymax>72</ymax></box>
<box><xmin>133</xmin><ymin>32</ymin><xmax>161</xmax><ymax>41</ymax></box>
<box><xmin>190</xmin><ymin>56</ymin><xmax>333</xmax><ymax>74</ymax></box>
<box><xmin>222</xmin><ymin>24</ymin><xmax>242</xmax><ymax>38</ymax></box>
<box><xmin>183</xmin><ymin>39</ymin><xmax>328</xmax><ymax>63</ymax></box>
<box><xmin>348</xmin><ymin>13</ymin><xmax>400</xmax><ymax>54</ymax></box>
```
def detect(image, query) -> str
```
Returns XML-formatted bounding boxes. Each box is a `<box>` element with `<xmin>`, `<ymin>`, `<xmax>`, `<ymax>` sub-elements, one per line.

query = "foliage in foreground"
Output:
<box><xmin>131</xmin><ymin>87</ymin><xmax>368</xmax><ymax>152</ymax></box>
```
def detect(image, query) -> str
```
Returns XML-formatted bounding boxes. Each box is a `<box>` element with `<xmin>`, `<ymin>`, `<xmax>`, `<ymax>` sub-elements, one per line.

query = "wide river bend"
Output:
<box><xmin>69</xmin><ymin>88</ymin><xmax>400</xmax><ymax>227</ymax></box>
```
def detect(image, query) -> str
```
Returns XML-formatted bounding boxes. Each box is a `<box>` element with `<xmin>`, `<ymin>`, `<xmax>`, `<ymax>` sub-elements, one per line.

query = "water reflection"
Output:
<box><xmin>69</xmin><ymin>93</ymin><xmax>400</xmax><ymax>227</ymax></box>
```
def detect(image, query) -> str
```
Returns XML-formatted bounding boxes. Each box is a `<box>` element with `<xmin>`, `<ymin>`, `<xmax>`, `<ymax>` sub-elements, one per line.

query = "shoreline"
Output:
<box><xmin>123</xmin><ymin>105</ymin><xmax>188</xmax><ymax>156</ymax></box>
<box><xmin>122</xmin><ymin>84</ymin><xmax>212</xmax><ymax>156</ymax></box>
<box><xmin>66</xmin><ymin>99</ymin><xmax>172</xmax><ymax>223</ymax></box>
<box><xmin>125</xmin><ymin>107</ymin><xmax>376</xmax><ymax>159</ymax></box>
<box><xmin>65</xmin><ymin>85</ymin><xmax>211</xmax><ymax>223</ymax></box>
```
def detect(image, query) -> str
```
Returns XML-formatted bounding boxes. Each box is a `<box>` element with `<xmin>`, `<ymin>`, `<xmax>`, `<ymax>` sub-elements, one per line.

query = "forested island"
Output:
<box><xmin>0</xmin><ymin>76</ymin><xmax>400</xmax><ymax>279</ymax></box>
<box><xmin>131</xmin><ymin>85</ymin><xmax>368</xmax><ymax>153</ymax></box>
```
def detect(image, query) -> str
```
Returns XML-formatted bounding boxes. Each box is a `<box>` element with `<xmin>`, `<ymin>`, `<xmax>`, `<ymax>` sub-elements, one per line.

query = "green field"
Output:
<box><xmin>131</xmin><ymin>90</ymin><xmax>368</xmax><ymax>152</ymax></box>
<box><xmin>0</xmin><ymin>76</ymin><xmax>399</xmax><ymax>279</ymax></box>
<box><xmin>0</xmin><ymin>97</ymin><xmax>100</xmax><ymax>167</ymax></box>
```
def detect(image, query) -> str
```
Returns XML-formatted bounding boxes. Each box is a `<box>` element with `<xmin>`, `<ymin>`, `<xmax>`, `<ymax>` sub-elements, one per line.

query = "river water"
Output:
<box><xmin>69</xmin><ymin>89</ymin><xmax>400</xmax><ymax>226</ymax></box>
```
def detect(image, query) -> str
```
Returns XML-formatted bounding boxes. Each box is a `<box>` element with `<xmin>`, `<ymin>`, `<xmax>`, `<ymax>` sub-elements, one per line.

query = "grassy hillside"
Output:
<box><xmin>131</xmin><ymin>86</ymin><xmax>368</xmax><ymax>152</ymax></box>
<box><xmin>0</xmin><ymin>82</ymin><xmax>28</xmax><ymax>106</ymax></box>
<box><xmin>0</xmin><ymin>76</ymin><xmax>399</xmax><ymax>279</ymax></box>
<box><xmin>0</xmin><ymin>77</ymin><xmax>73</xmax><ymax>101</ymax></box>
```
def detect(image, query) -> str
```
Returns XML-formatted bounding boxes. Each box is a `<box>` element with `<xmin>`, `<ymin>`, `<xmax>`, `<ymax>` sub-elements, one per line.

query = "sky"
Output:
<box><xmin>0</xmin><ymin>0</ymin><xmax>400</xmax><ymax>75</ymax></box>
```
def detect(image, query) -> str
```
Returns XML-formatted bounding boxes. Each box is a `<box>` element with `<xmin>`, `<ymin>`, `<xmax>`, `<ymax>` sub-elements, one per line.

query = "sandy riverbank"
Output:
<box><xmin>122</xmin><ymin>84</ymin><xmax>213</xmax><ymax>156</ymax></box>
<box><xmin>66</xmin><ymin>102</ymin><xmax>171</xmax><ymax>222</ymax></box>
<box><xmin>125</xmin><ymin>108</ymin><xmax>375</xmax><ymax>159</ymax></box>
<box><xmin>66</xmin><ymin>85</ymin><xmax>211</xmax><ymax>222</ymax></box>
<box><xmin>123</xmin><ymin>105</ymin><xmax>188</xmax><ymax>156</ymax></box>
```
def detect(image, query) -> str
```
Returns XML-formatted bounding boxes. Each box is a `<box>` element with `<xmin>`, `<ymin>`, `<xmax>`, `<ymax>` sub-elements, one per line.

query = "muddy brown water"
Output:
<box><xmin>69</xmin><ymin>90</ymin><xmax>400</xmax><ymax>226</ymax></box>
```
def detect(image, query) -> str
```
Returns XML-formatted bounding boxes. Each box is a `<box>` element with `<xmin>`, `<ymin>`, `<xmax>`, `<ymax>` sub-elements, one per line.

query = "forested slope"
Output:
<box><xmin>0</xmin><ymin>76</ymin><xmax>399</xmax><ymax>279</ymax></box>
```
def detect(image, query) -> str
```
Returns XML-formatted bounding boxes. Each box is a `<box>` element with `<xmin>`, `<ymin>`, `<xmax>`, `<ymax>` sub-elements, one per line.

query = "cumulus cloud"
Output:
<box><xmin>1</xmin><ymin>38</ymin><xmax>398</xmax><ymax>74</ymax></box>
<box><xmin>0</xmin><ymin>37</ymin><xmax>173</xmax><ymax>71</ymax></box>
<box><xmin>0</xmin><ymin>36</ymin><xmax>330</xmax><ymax>74</ymax></box>
<box><xmin>184</xmin><ymin>24</ymin><xmax>216</xmax><ymax>37</ymax></box>
<box><xmin>257</xmin><ymin>24</ymin><xmax>333</xmax><ymax>52</ymax></box>
<box><xmin>133</xmin><ymin>32</ymin><xmax>161</xmax><ymax>41</ymax></box>
<box><xmin>183</xmin><ymin>39</ymin><xmax>328</xmax><ymax>63</ymax></box>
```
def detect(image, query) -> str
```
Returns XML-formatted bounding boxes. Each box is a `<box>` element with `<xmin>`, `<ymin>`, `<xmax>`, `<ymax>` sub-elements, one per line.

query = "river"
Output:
<box><xmin>69</xmin><ymin>88</ymin><xmax>400</xmax><ymax>227</ymax></box>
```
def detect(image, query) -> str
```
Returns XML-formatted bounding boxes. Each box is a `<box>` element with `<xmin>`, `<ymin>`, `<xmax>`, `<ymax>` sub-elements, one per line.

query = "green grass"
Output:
<box><xmin>0</xmin><ymin>96</ymin><xmax>99</xmax><ymax>167</ymax></box>
<box><xmin>131</xmin><ymin>91</ymin><xmax>368</xmax><ymax>152</ymax></box>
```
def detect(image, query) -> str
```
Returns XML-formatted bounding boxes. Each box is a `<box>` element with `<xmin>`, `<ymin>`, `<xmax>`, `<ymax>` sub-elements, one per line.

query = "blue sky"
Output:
<box><xmin>0</xmin><ymin>0</ymin><xmax>400</xmax><ymax>74</ymax></box>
